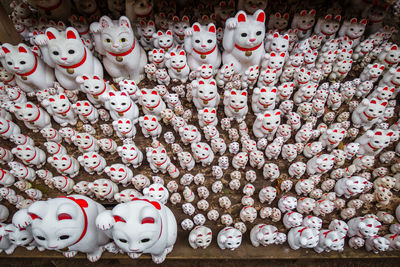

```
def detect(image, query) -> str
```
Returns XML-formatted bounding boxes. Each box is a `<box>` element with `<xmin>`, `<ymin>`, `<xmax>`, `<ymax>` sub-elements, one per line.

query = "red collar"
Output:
<box><xmin>126</xmin><ymin>154</ymin><xmax>138</xmax><ymax>162</ymax></box>
<box><xmin>117</xmin><ymin>102</ymin><xmax>132</xmax><ymax>114</ymax></box>
<box><xmin>107</xmin><ymin>41</ymin><xmax>135</xmax><ymax>57</ymax></box>
<box><xmin>61</xmin><ymin>176</ymin><xmax>70</xmax><ymax>190</ymax></box>
<box><xmin>136</xmin><ymin>10</ymin><xmax>152</xmax><ymax>18</ymax></box>
<box><xmin>10</xmin><ymin>90</ymin><xmax>21</xmax><ymax>101</ymax></box>
<box><xmin>37</xmin><ymin>0</ymin><xmax>62</xmax><ymax>11</ymax></box>
<box><xmin>59</xmin><ymin>197</ymin><xmax>88</xmax><ymax>246</ymax></box>
<box><xmin>78</xmin><ymin>28</ymin><xmax>89</xmax><ymax>36</ymax></box>
<box><xmin>146</xmin><ymin>125</ymin><xmax>159</xmax><ymax>132</ymax></box>
<box><xmin>345</xmin><ymin>34</ymin><xmax>359</xmax><ymax>40</ymax></box>
<box><xmin>197</xmin><ymin>154</ymin><xmax>209</xmax><ymax>160</ymax></box>
<box><xmin>204</xmin><ymin>118</ymin><xmax>215</xmax><ymax>125</ymax></box>
<box><xmin>363</xmin><ymin>111</ymin><xmax>376</xmax><ymax>120</ymax></box>
<box><xmin>121</xmin><ymin>128</ymin><xmax>133</xmax><ymax>135</ymax></box>
<box><xmin>105</xmin><ymin>139</ymin><xmax>114</xmax><ymax>150</ymax></box>
<box><xmin>81</xmin><ymin>139</ymin><xmax>94</xmax><ymax>150</ymax></box>
<box><xmin>16</xmin><ymin>55</ymin><xmax>38</xmax><ymax>77</ymax></box>
<box><xmin>56</xmin><ymin>105</ymin><xmax>71</xmax><ymax>115</ymax></box>
<box><xmin>145</xmin><ymin>100</ymin><xmax>160</xmax><ymax>110</ymax></box>
<box><xmin>92</xmin><ymin>84</ymin><xmax>107</xmax><ymax>97</ymax></box>
<box><xmin>59</xmin><ymin>48</ymin><xmax>87</xmax><ymax>70</ymax></box>
<box><xmin>200</xmin><ymin>95</ymin><xmax>216</xmax><ymax>102</ymax></box>
<box><xmin>367</xmin><ymin>142</ymin><xmax>379</xmax><ymax>151</ymax></box>
<box><xmin>16</xmin><ymin>26</ymin><xmax>26</xmax><ymax>33</ymax></box>
<box><xmin>322</xmin><ymin>230</ymin><xmax>332</xmax><ymax>238</ymax></box>
<box><xmin>391</xmin><ymin>80</ymin><xmax>400</xmax><ymax>87</ymax></box>
<box><xmin>25</xmin><ymin>150</ymin><xmax>37</xmax><ymax>163</ymax></box>
<box><xmin>4</xmin><ymin>75</ymin><xmax>15</xmax><ymax>83</ymax></box>
<box><xmin>320</xmin><ymin>30</ymin><xmax>334</xmax><ymax>36</ymax></box>
<box><xmin>54</xmin><ymin>144</ymin><xmax>61</xmax><ymax>155</ymax></box>
<box><xmin>298</xmin><ymin>227</ymin><xmax>308</xmax><ymax>236</ymax></box>
<box><xmin>327</xmin><ymin>138</ymin><xmax>337</xmax><ymax>145</ymax></box>
<box><xmin>258</xmin><ymin>100</ymin><xmax>272</xmax><ymax>107</ymax></box>
<box><xmin>346</xmin><ymin>188</ymin><xmax>353</xmax><ymax>195</ymax></box>
<box><xmin>47</xmin><ymin>131</ymin><xmax>58</xmax><ymax>140</ymax></box>
<box><xmin>230</xmin><ymin>105</ymin><xmax>245</xmax><ymax>110</ymax></box>
<box><xmin>172</xmin><ymin>64</ymin><xmax>186</xmax><ymax>72</ymax></box>
<box><xmin>28</xmin><ymin>108</ymin><xmax>41</xmax><ymax>122</ymax></box>
<box><xmin>82</xmin><ymin>108</ymin><xmax>93</xmax><ymax>117</ymax></box>
<box><xmin>0</xmin><ymin>121</ymin><xmax>10</xmax><ymax>134</ymax></box>
<box><xmin>234</xmin><ymin>42</ymin><xmax>262</xmax><ymax>52</ymax></box>
<box><xmin>360</xmin><ymin>50</ymin><xmax>369</xmax><ymax>55</ymax></box>
<box><xmin>161</xmin><ymin>43</ymin><xmax>173</xmax><ymax>51</ymax></box>
<box><xmin>338</xmin><ymin>70</ymin><xmax>348</xmax><ymax>75</ymax></box>
<box><xmin>155</xmin><ymin>158</ymin><xmax>168</xmax><ymax>166</ymax></box>
<box><xmin>317</xmin><ymin>166</ymin><xmax>326</xmax><ymax>172</ymax></box>
<box><xmin>89</xmin><ymin>160</ymin><xmax>102</xmax><ymax>170</ymax></box>
<box><xmin>193</xmin><ymin>45</ymin><xmax>216</xmax><ymax>56</ymax></box>
<box><xmin>60</xmin><ymin>159</ymin><xmax>73</xmax><ymax>172</ymax></box>
<box><xmin>261</xmin><ymin>125</ymin><xmax>273</xmax><ymax>132</ymax></box>
<box><xmin>384</xmin><ymin>58</ymin><xmax>397</xmax><ymax>65</ymax></box>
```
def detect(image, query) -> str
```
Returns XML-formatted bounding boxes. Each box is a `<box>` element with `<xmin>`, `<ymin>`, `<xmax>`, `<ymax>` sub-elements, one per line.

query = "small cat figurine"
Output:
<box><xmin>34</xmin><ymin>27</ymin><xmax>103</xmax><ymax>90</ymax></box>
<box><xmin>338</xmin><ymin>18</ymin><xmax>367</xmax><ymax>48</ymax></box>
<box><xmin>184</xmin><ymin>22</ymin><xmax>221</xmax><ymax>70</ymax></box>
<box><xmin>222</xmin><ymin>10</ymin><xmax>266</xmax><ymax>74</ymax></box>
<box><xmin>171</xmin><ymin>16</ymin><xmax>190</xmax><ymax>44</ymax></box>
<box><xmin>0</xmin><ymin>43</ymin><xmax>55</xmax><ymax>96</ymax></box>
<box><xmin>25</xmin><ymin>0</ymin><xmax>72</xmax><ymax>21</ymax></box>
<box><xmin>314</xmin><ymin>14</ymin><xmax>341</xmax><ymax>42</ymax></box>
<box><xmin>291</xmin><ymin>10</ymin><xmax>316</xmax><ymax>40</ymax></box>
<box><xmin>90</xmin><ymin>16</ymin><xmax>147</xmax><ymax>83</ymax></box>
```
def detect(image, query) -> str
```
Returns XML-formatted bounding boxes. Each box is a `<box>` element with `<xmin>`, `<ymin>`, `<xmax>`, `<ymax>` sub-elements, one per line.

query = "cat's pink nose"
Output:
<box><xmin>14</xmin><ymin>67</ymin><xmax>19</xmax><ymax>69</ymax></box>
<box><xmin>201</xmin><ymin>45</ymin><xmax>206</xmax><ymax>48</ymax></box>
<box><xmin>249</xmin><ymin>38</ymin><xmax>256</xmax><ymax>42</ymax></box>
<box><xmin>61</xmin><ymin>57</ymin><xmax>67</xmax><ymax>60</ymax></box>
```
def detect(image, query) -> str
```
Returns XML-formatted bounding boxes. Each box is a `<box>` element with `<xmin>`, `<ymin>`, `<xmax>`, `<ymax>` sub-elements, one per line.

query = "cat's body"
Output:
<box><xmin>90</xmin><ymin>16</ymin><xmax>146</xmax><ymax>83</ymax></box>
<box><xmin>34</xmin><ymin>27</ymin><xmax>103</xmax><ymax>90</ymax></box>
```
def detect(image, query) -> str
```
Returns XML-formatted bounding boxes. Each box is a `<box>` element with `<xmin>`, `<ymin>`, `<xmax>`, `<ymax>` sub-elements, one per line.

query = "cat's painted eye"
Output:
<box><xmin>241</xmin><ymin>33</ymin><xmax>247</xmax><ymax>37</ymax></box>
<box><xmin>20</xmin><ymin>61</ymin><xmax>26</xmax><ymax>65</ymax></box>
<box><xmin>52</xmin><ymin>51</ymin><xmax>59</xmax><ymax>56</ymax></box>
<box><xmin>120</xmin><ymin>38</ymin><xmax>126</xmax><ymax>42</ymax></box>
<box><xmin>256</xmin><ymin>31</ymin><xmax>262</xmax><ymax>36</ymax></box>
<box><xmin>195</xmin><ymin>40</ymin><xmax>200</xmax><ymax>43</ymax></box>
<box><xmin>7</xmin><ymin>61</ymin><xmax>12</xmax><ymax>65</ymax></box>
<box><xmin>105</xmin><ymin>38</ymin><xmax>111</xmax><ymax>43</ymax></box>
<box><xmin>119</xmin><ymin>238</ymin><xmax>128</xmax><ymax>243</ymax></box>
<box><xmin>59</xmin><ymin>235</ymin><xmax>69</xmax><ymax>240</ymax></box>
<box><xmin>140</xmin><ymin>238</ymin><xmax>150</xmax><ymax>243</ymax></box>
<box><xmin>36</xmin><ymin>236</ymin><xmax>46</xmax><ymax>241</ymax></box>
<box><xmin>68</xmin><ymin>50</ymin><xmax>75</xmax><ymax>54</ymax></box>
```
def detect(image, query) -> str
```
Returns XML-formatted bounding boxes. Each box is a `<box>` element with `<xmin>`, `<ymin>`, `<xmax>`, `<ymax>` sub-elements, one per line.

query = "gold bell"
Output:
<box><xmin>21</xmin><ymin>76</ymin><xmax>27</xmax><ymax>80</ymax></box>
<box><xmin>203</xmin><ymin>100</ymin><xmax>208</xmax><ymax>104</ymax></box>
<box><xmin>234</xmin><ymin>109</ymin><xmax>239</xmax><ymax>112</ymax></box>
<box><xmin>116</xmin><ymin>56</ymin><xmax>123</xmax><ymax>62</ymax></box>
<box><xmin>177</xmin><ymin>69</ymin><xmax>181</xmax><ymax>72</ymax></box>
<box><xmin>179</xmin><ymin>36</ymin><xmax>184</xmax><ymax>40</ymax></box>
<box><xmin>62</xmin><ymin>113</ymin><xmax>66</xmax><ymax>117</ymax></box>
<box><xmin>93</xmin><ymin>95</ymin><xmax>98</xmax><ymax>99</ymax></box>
<box><xmin>245</xmin><ymin>51</ymin><xmax>252</xmax><ymax>57</ymax></box>
<box><xmin>149</xmin><ymin>107</ymin><xmax>154</xmax><ymax>111</ymax></box>
<box><xmin>67</xmin><ymin>68</ymin><xmax>74</xmax><ymax>74</ymax></box>
<box><xmin>200</xmin><ymin>54</ymin><xmax>206</xmax><ymax>59</ymax></box>
<box><xmin>118</xmin><ymin>112</ymin><xmax>124</xmax><ymax>116</ymax></box>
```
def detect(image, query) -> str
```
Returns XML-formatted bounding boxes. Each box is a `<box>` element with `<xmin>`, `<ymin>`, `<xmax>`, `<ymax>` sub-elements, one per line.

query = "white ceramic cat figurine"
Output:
<box><xmin>222</xmin><ymin>10</ymin><xmax>266</xmax><ymax>74</ymax></box>
<box><xmin>184</xmin><ymin>23</ymin><xmax>221</xmax><ymax>70</ymax></box>
<box><xmin>34</xmin><ymin>27</ymin><xmax>103</xmax><ymax>90</ymax></box>
<box><xmin>0</xmin><ymin>43</ymin><xmax>55</xmax><ymax>96</ymax></box>
<box><xmin>12</xmin><ymin>195</ymin><xmax>108</xmax><ymax>262</ymax></box>
<box><xmin>90</xmin><ymin>16</ymin><xmax>147</xmax><ymax>83</ymax></box>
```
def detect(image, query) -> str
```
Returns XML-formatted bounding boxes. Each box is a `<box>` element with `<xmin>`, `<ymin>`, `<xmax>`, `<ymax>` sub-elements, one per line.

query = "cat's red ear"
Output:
<box><xmin>46</xmin><ymin>31</ymin><xmax>56</xmax><ymax>40</ymax></box>
<box><xmin>18</xmin><ymin>45</ymin><xmax>27</xmax><ymax>53</ymax></box>
<box><xmin>256</xmin><ymin>11</ymin><xmax>265</xmax><ymax>23</ymax></box>
<box><xmin>208</xmin><ymin>24</ymin><xmax>216</xmax><ymax>33</ymax></box>
<box><xmin>237</xmin><ymin>11</ymin><xmax>246</xmax><ymax>23</ymax></box>
<box><xmin>66</xmin><ymin>29</ymin><xmax>77</xmax><ymax>39</ymax></box>
<box><xmin>119</xmin><ymin>17</ymin><xmax>130</xmax><ymax>28</ymax></box>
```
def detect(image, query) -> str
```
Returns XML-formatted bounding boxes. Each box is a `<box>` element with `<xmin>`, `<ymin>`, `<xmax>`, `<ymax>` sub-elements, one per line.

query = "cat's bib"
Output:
<box><xmin>59</xmin><ymin>49</ymin><xmax>87</xmax><ymax>75</ymax></box>
<box><xmin>107</xmin><ymin>41</ymin><xmax>135</xmax><ymax>63</ymax></box>
<box><xmin>234</xmin><ymin>43</ymin><xmax>262</xmax><ymax>57</ymax></box>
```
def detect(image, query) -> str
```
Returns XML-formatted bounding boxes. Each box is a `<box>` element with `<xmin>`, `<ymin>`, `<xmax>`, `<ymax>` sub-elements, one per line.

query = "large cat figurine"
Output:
<box><xmin>34</xmin><ymin>27</ymin><xmax>103</xmax><ymax>90</ymax></box>
<box><xmin>184</xmin><ymin>22</ymin><xmax>221</xmax><ymax>71</ymax></box>
<box><xmin>222</xmin><ymin>10</ymin><xmax>266</xmax><ymax>74</ymax></box>
<box><xmin>0</xmin><ymin>43</ymin><xmax>55</xmax><ymax>96</ymax></box>
<box><xmin>12</xmin><ymin>195</ymin><xmax>108</xmax><ymax>262</ymax></box>
<box><xmin>96</xmin><ymin>197</ymin><xmax>177</xmax><ymax>264</ymax></box>
<box><xmin>90</xmin><ymin>16</ymin><xmax>147</xmax><ymax>83</ymax></box>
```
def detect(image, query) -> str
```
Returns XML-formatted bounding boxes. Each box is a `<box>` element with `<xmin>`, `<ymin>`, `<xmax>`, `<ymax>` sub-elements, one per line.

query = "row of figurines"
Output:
<box><xmin>2</xmin><ymin>8</ymin><xmax>399</xmax><ymax>95</ymax></box>
<box><xmin>1</xmin><ymin>195</ymin><xmax>400</xmax><ymax>263</ymax></box>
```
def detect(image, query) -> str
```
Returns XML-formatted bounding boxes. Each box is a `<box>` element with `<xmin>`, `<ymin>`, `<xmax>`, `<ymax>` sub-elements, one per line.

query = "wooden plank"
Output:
<box><xmin>0</xmin><ymin>3</ymin><xmax>22</xmax><ymax>44</ymax></box>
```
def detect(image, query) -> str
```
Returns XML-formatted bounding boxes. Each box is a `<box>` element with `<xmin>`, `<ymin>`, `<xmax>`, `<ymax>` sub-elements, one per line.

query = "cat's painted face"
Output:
<box><xmin>320</xmin><ymin>14</ymin><xmax>341</xmax><ymax>34</ymax></box>
<box><xmin>0</xmin><ymin>68</ymin><xmax>14</xmax><ymax>83</ymax></box>
<box><xmin>28</xmin><ymin>198</ymin><xmax>85</xmax><ymax>250</ymax></box>
<box><xmin>108</xmin><ymin>91</ymin><xmax>132</xmax><ymax>112</ymax></box>
<box><xmin>48</xmin><ymin>94</ymin><xmax>71</xmax><ymax>113</ymax></box>
<box><xmin>233</xmin><ymin>10</ymin><xmax>265</xmax><ymax>48</ymax></box>
<box><xmin>228</xmin><ymin>89</ymin><xmax>247</xmax><ymax>109</ymax></box>
<box><xmin>109</xmin><ymin>202</ymin><xmax>162</xmax><ymax>253</ymax></box>
<box><xmin>100</xmin><ymin>16</ymin><xmax>134</xmax><ymax>53</ymax></box>
<box><xmin>46</xmin><ymin>27</ymin><xmax>85</xmax><ymax>66</ymax></box>
<box><xmin>270</xmin><ymin>32</ymin><xmax>289</xmax><ymax>52</ymax></box>
<box><xmin>69</xmin><ymin>15</ymin><xmax>88</xmax><ymax>33</ymax></box>
<box><xmin>2</xmin><ymin>44</ymin><xmax>36</xmax><ymax>74</ymax></box>
<box><xmin>215</xmin><ymin>0</ymin><xmax>235</xmax><ymax>22</ymax></box>
<box><xmin>344</xmin><ymin>18</ymin><xmax>367</xmax><ymax>38</ymax></box>
<box><xmin>270</xmin><ymin>12</ymin><xmax>289</xmax><ymax>30</ymax></box>
<box><xmin>5</xmin><ymin>225</ymin><xmax>33</xmax><ymax>246</ymax></box>
<box><xmin>191</xmin><ymin>23</ymin><xmax>217</xmax><ymax>52</ymax></box>
<box><xmin>171</xmin><ymin>16</ymin><xmax>190</xmax><ymax>37</ymax></box>
<box><xmin>262</xmin><ymin>110</ymin><xmax>281</xmax><ymax>130</ymax></box>
<box><xmin>140</xmin><ymin>89</ymin><xmax>161</xmax><ymax>108</ymax></box>
<box><xmin>196</xmin><ymin>80</ymin><xmax>217</xmax><ymax>100</ymax></box>
<box><xmin>169</xmin><ymin>50</ymin><xmax>187</xmax><ymax>68</ymax></box>
<box><xmin>296</xmin><ymin>10</ymin><xmax>316</xmax><ymax>30</ymax></box>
